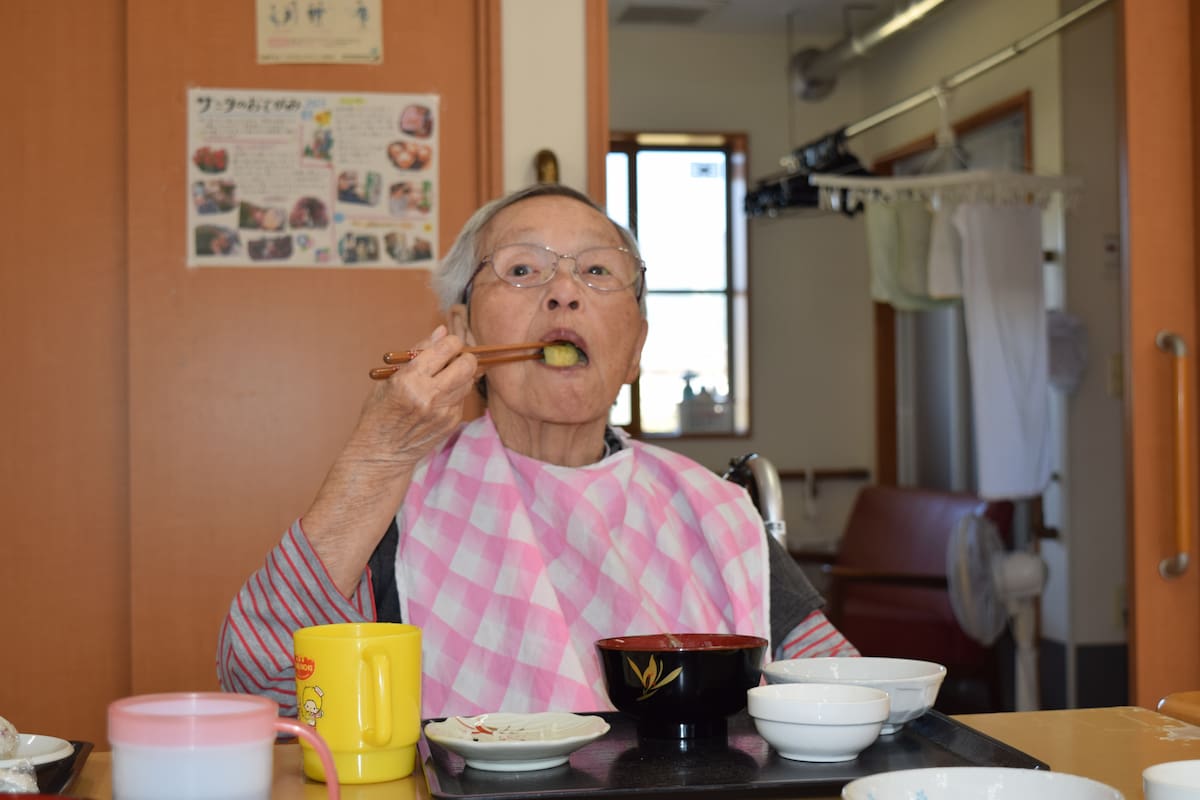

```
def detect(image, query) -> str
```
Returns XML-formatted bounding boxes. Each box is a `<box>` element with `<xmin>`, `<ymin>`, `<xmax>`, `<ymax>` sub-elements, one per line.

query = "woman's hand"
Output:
<box><xmin>347</xmin><ymin>325</ymin><xmax>477</xmax><ymax>469</ymax></box>
<box><xmin>303</xmin><ymin>325</ymin><xmax>477</xmax><ymax>596</ymax></box>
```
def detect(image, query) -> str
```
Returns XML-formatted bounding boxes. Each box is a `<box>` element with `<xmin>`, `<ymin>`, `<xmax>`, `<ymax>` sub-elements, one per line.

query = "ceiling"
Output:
<box><xmin>608</xmin><ymin>0</ymin><xmax>882</xmax><ymax>38</ymax></box>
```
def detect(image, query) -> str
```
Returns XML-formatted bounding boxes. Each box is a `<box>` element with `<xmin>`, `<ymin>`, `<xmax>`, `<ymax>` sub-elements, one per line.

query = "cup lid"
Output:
<box><xmin>108</xmin><ymin>692</ymin><xmax>277</xmax><ymax>746</ymax></box>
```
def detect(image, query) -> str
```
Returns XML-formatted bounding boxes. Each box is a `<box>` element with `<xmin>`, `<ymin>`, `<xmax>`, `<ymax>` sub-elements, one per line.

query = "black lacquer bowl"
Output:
<box><xmin>595</xmin><ymin>633</ymin><xmax>767</xmax><ymax>740</ymax></box>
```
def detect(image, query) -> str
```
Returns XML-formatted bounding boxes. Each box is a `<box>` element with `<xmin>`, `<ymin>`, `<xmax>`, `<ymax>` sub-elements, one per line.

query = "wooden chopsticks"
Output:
<box><xmin>382</xmin><ymin>340</ymin><xmax>546</xmax><ymax>364</ymax></box>
<box><xmin>369</xmin><ymin>340</ymin><xmax>545</xmax><ymax>380</ymax></box>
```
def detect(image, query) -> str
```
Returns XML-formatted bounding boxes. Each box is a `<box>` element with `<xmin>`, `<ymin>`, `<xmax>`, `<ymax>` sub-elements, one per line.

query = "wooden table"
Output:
<box><xmin>70</xmin><ymin>706</ymin><xmax>1200</xmax><ymax>799</ymax></box>
<box><xmin>955</xmin><ymin>707</ymin><xmax>1200</xmax><ymax>799</ymax></box>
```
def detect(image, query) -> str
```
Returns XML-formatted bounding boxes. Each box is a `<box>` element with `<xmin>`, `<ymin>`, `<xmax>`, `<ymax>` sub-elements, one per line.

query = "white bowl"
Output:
<box><xmin>763</xmin><ymin>656</ymin><xmax>946</xmax><ymax>733</ymax></box>
<box><xmin>747</xmin><ymin>683</ymin><xmax>889</xmax><ymax>762</ymax></box>
<box><xmin>842</xmin><ymin>767</ymin><xmax>1124</xmax><ymax>800</ymax></box>
<box><xmin>1143</xmin><ymin>759</ymin><xmax>1200</xmax><ymax>800</ymax></box>
<box><xmin>0</xmin><ymin>734</ymin><xmax>74</xmax><ymax>768</ymax></box>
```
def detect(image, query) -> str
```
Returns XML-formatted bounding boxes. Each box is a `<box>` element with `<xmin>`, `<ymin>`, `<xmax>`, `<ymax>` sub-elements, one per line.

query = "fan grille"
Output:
<box><xmin>946</xmin><ymin>513</ymin><xmax>1008</xmax><ymax>645</ymax></box>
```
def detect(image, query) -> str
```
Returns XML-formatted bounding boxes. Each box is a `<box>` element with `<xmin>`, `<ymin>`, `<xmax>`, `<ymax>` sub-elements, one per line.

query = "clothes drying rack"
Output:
<box><xmin>808</xmin><ymin>169</ymin><xmax>1082</xmax><ymax>213</ymax></box>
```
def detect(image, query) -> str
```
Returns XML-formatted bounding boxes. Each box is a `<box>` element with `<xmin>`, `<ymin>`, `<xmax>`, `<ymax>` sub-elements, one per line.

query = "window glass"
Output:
<box><xmin>635</xmin><ymin>151</ymin><xmax>727</xmax><ymax>292</ymax></box>
<box><xmin>606</xmin><ymin>152</ymin><xmax>630</xmax><ymax>229</ymax></box>
<box><xmin>610</xmin><ymin>383</ymin><xmax>632</xmax><ymax>428</ymax></box>
<box><xmin>640</xmin><ymin>293</ymin><xmax>731</xmax><ymax>434</ymax></box>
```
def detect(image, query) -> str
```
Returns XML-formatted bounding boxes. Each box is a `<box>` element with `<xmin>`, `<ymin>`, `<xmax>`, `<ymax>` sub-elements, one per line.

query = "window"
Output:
<box><xmin>606</xmin><ymin>133</ymin><xmax>749</xmax><ymax>437</ymax></box>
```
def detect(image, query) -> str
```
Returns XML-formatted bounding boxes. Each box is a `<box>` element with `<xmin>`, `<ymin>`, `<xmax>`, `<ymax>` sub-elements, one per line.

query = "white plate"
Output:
<box><xmin>424</xmin><ymin>712</ymin><xmax>610</xmax><ymax>772</ymax></box>
<box><xmin>842</xmin><ymin>767</ymin><xmax>1123</xmax><ymax>800</ymax></box>
<box><xmin>0</xmin><ymin>734</ymin><xmax>74</xmax><ymax>768</ymax></box>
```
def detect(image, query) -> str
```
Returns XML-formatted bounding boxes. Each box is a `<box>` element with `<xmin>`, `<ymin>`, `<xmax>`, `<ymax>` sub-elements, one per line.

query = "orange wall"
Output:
<box><xmin>0</xmin><ymin>1</ymin><xmax>131</xmax><ymax>745</ymax></box>
<box><xmin>2</xmin><ymin>0</ymin><xmax>501</xmax><ymax>748</ymax></box>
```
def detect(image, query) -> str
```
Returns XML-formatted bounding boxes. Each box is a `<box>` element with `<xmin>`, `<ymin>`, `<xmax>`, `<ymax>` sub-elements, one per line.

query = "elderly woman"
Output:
<box><xmin>217</xmin><ymin>183</ymin><xmax>856</xmax><ymax>718</ymax></box>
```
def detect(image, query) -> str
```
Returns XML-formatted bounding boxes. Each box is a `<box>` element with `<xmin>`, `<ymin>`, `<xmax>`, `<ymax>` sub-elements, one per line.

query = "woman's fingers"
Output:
<box><xmin>399</xmin><ymin>327</ymin><xmax>474</xmax><ymax>380</ymax></box>
<box><xmin>366</xmin><ymin>326</ymin><xmax>476</xmax><ymax>428</ymax></box>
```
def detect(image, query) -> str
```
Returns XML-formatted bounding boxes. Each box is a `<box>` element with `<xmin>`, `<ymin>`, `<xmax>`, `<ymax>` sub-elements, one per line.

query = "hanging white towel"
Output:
<box><xmin>864</xmin><ymin>198</ymin><xmax>954</xmax><ymax>311</ymax></box>
<box><xmin>954</xmin><ymin>202</ymin><xmax>1052</xmax><ymax>500</ymax></box>
<box><xmin>927</xmin><ymin>201</ymin><xmax>963</xmax><ymax>298</ymax></box>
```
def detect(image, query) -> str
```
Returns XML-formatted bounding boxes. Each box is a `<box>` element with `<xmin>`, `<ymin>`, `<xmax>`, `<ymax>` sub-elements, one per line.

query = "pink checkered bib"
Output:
<box><xmin>395</xmin><ymin>414</ymin><xmax>770</xmax><ymax>719</ymax></box>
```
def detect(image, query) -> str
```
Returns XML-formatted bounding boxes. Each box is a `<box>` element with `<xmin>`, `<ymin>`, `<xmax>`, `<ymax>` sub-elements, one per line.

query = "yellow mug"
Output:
<box><xmin>293</xmin><ymin>622</ymin><xmax>421</xmax><ymax>784</ymax></box>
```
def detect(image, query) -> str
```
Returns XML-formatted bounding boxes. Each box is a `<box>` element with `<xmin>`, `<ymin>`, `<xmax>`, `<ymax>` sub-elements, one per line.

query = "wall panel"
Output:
<box><xmin>125</xmin><ymin>0</ymin><xmax>500</xmax><ymax>698</ymax></box>
<box><xmin>0</xmin><ymin>1</ymin><xmax>130</xmax><ymax>746</ymax></box>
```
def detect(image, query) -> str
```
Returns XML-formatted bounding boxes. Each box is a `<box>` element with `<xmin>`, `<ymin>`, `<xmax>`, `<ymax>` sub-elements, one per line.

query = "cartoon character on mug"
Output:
<box><xmin>300</xmin><ymin>685</ymin><xmax>325</xmax><ymax>727</ymax></box>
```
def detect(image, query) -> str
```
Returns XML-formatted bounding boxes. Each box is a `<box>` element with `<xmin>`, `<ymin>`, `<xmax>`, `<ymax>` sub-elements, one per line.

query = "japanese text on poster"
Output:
<box><xmin>187</xmin><ymin>88</ymin><xmax>437</xmax><ymax>269</ymax></box>
<box><xmin>256</xmin><ymin>0</ymin><xmax>382</xmax><ymax>64</ymax></box>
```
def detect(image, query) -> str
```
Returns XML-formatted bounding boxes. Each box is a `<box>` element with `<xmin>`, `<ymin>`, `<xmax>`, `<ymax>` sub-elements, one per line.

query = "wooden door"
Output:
<box><xmin>1123</xmin><ymin>0</ymin><xmax>1200</xmax><ymax>707</ymax></box>
<box><xmin>126</xmin><ymin>0</ymin><xmax>501</xmax><ymax>698</ymax></box>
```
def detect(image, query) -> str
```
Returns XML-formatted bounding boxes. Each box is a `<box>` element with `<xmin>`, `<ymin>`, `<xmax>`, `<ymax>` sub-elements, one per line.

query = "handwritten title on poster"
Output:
<box><xmin>187</xmin><ymin>88</ymin><xmax>438</xmax><ymax>269</ymax></box>
<box><xmin>255</xmin><ymin>0</ymin><xmax>383</xmax><ymax>64</ymax></box>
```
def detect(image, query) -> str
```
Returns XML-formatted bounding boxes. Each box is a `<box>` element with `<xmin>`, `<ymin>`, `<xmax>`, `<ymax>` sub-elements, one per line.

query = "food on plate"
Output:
<box><xmin>0</xmin><ymin>715</ymin><xmax>18</xmax><ymax>759</ymax></box>
<box><xmin>386</xmin><ymin>141</ymin><xmax>432</xmax><ymax>171</ymax></box>
<box><xmin>192</xmin><ymin>145</ymin><xmax>228</xmax><ymax>174</ymax></box>
<box><xmin>543</xmin><ymin>342</ymin><xmax>584</xmax><ymax>367</ymax></box>
<box><xmin>399</xmin><ymin>104</ymin><xmax>433</xmax><ymax>138</ymax></box>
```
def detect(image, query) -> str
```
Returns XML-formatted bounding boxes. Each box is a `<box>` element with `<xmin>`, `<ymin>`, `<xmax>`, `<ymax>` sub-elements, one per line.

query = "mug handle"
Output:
<box><xmin>364</xmin><ymin>648</ymin><xmax>392</xmax><ymax>747</ymax></box>
<box><xmin>277</xmin><ymin>718</ymin><xmax>341</xmax><ymax>800</ymax></box>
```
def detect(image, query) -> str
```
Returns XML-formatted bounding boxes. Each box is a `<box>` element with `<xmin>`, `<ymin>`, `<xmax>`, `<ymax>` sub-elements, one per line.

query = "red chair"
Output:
<box><xmin>793</xmin><ymin>485</ymin><xmax>1014</xmax><ymax>713</ymax></box>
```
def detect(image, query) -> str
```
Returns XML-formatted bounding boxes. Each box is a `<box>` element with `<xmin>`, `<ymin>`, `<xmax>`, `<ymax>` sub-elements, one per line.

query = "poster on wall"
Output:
<box><xmin>187</xmin><ymin>87</ymin><xmax>438</xmax><ymax>269</ymax></box>
<box><xmin>255</xmin><ymin>0</ymin><xmax>383</xmax><ymax>64</ymax></box>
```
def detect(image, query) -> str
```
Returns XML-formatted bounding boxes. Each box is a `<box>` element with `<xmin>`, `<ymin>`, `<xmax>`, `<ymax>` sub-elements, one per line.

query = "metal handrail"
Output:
<box><xmin>723</xmin><ymin>453</ymin><xmax>787</xmax><ymax>548</ymax></box>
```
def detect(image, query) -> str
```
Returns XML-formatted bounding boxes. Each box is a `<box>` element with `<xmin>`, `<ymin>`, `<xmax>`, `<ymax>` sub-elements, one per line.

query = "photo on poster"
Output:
<box><xmin>193</xmin><ymin>180</ymin><xmax>238</xmax><ymax>215</ymax></box>
<box><xmin>195</xmin><ymin>225</ymin><xmax>241</xmax><ymax>257</ymax></box>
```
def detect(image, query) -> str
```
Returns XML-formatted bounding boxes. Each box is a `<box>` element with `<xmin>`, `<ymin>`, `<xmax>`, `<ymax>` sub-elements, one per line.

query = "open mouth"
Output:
<box><xmin>542</xmin><ymin>341</ymin><xmax>588</xmax><ymax>367</ymax></box>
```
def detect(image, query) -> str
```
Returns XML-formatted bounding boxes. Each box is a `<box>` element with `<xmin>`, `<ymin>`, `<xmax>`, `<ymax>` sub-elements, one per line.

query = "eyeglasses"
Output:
<box><xmin>463</xmin><ymin>243</ymin><xmax>646</xmax><ymax>303</ymax></box>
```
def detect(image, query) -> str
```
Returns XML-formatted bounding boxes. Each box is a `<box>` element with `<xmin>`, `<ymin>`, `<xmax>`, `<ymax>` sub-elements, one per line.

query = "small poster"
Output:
<box><xmin>187</xmin><ymin>88</ymin><xmax>438</xmax><ymax>269</ymax></box>
<box><xmin>256</xmin><ymin>0</ymin><xmax>382</xmax><ymax>64</ymax></box>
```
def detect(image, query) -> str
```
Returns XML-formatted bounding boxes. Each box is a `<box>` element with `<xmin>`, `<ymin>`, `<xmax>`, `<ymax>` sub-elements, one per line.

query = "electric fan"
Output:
<box><xmin>946</xmin><ymin>512</ymin><xmax>1047</xmax><ymax>711</ymax></box>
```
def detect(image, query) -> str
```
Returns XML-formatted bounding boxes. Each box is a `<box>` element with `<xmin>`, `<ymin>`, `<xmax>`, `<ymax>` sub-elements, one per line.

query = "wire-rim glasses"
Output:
<box><xmin>463</xmin><ymin>242</ymin><xmax>646</xmax><ymax>303</ymax></box>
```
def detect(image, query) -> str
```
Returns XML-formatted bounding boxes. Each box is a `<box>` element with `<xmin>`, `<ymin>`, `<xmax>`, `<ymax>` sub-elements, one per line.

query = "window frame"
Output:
<box><xmin>608</xmin><ymin>131</ymin><xmax>750</xmax><ymax>439</ymax></box>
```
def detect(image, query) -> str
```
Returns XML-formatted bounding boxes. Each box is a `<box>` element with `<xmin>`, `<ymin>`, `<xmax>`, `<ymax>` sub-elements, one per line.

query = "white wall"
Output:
<box><xmin>501</xmin><ymin>0</ymin><xmax>588</xmax><ymax>191</ymax></box>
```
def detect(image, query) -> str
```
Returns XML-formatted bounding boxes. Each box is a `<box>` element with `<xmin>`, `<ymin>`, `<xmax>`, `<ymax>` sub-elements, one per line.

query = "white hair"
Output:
<box><xmin>431</xmin><ymin>183</ymin><xmax>646</xmax><ymax>317</ymax></box>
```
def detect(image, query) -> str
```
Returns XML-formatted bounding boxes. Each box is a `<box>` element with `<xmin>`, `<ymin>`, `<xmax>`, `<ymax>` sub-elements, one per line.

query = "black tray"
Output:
<box><xmin>419</xmin><ymin>710</ymin><xmax>1047</xmax><ymax>800</ymax></box>
<box><xmin>36</xmin><ymin>740</ymin><xmax>92</xmax><ymax>795</ymax></box>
